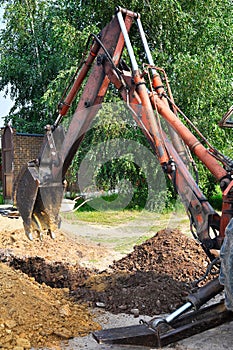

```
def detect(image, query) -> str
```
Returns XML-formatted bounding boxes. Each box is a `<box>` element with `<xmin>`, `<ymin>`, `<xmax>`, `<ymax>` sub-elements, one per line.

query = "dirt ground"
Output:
<box><xmin>0</xmin><ymin>208</ymin><xmax>233</xmax><ymax>349</ymax></box>
<box><xmin>73</xmin><ymin>228</ymin><xmax>210</xmax><ymax>316</ymax></box>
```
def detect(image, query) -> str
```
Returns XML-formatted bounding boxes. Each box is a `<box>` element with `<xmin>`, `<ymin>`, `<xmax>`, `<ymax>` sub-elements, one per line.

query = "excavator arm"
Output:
<box><xmin>14</xmin><ymin>7</ymin><xmax>233</xmax><ymax>347</ymax></box>
<box><xmin>15</xmin><ymin>10</ymin><xmax>135</xmax><ymax>240</ymax></box>
<box><xmin>15</xmin><ymin>7</ymin><xmax>231</xmax><ymax>246</ymax></box>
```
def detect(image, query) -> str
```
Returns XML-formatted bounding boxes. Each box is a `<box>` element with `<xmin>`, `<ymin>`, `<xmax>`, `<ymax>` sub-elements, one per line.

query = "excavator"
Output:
<box><xmin>14</xmin><ymin>7</ymin><xmax>233</xmax><ymax>348</ymax></box>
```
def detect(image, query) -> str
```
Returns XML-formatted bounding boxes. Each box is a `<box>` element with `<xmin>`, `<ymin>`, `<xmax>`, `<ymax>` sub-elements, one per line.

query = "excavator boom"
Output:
<box><xmin>14</xmin><ymin>7</ymin><xmax>233</xmax><ymax>347</ymax></box>
<box><xmin>14</xmin><ymin>10</ymin><xmax>135</xmax><ymax>239</ymax></box>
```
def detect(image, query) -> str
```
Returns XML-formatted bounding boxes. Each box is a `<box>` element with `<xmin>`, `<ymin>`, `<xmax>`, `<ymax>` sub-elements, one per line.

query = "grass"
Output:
<box><xmin>114</xmin><ymin>235</ymin><xmax>151</xmax><ymax>254</ymax></box>
<box><xmin>62</xmin><ymin>206</ymin><xmax>189</xmax><ymax>227</ymax></box>
<box><xmin>90</xmin><ymin>234</ymin><xmax>152</xmax><ymax>254</ymax></box>
<box><xmin>62</xmin><ymin>209</ymin><xmax>147</xmax><ymax>225</ymax></box>
<box><xmin>61</xmin><ymin>207</ymin><xmax>190</xmax><ymax>256</ymax></box>
<box><xmin>60</xmin><ymin>193</ymin><xmax>222</xmax><ymax>257</ymax></box>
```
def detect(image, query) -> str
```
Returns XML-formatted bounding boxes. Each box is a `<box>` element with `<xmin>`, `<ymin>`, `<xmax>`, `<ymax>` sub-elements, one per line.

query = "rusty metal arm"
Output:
<box><xmin>15</xmin><ymin>11</ymin><xmax>134</xmax><ymax>239</ymax></box>
<box><xmin>15</xmin><ymin>6</ymin><xmax>231</xmax><ymax>248</ymax></box>
<box><xmin>103</xmin><ymin>63</ymin><xmax>221</xmax><ymax>253</ymax></box>
<box><xmin>110</xmin><ymin>7</ymin><xmax>230</xmax><ymax>250</ymax></box>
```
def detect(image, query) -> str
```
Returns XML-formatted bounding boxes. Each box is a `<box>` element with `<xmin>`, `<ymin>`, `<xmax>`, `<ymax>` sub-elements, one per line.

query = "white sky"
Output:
<box><xmin>0</xmin><ymin>7</ymin><xmax>14</xmax><ymax>127</ymax></box>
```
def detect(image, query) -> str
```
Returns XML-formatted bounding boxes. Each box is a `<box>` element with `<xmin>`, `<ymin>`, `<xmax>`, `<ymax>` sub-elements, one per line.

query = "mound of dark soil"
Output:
<box><xmin>73</xmin><ymin>229</ymin><xmax>210</xmax><ymax>316</ymax></box>
<box><xmin>0</xmin><ymin>227</ymin><xmax>211</xmax><ymax>317</ymax></box>
<box><xmin>110</xmin><ymin>228</ymin><xmax>206</xmax><ymax>281</ymax></box>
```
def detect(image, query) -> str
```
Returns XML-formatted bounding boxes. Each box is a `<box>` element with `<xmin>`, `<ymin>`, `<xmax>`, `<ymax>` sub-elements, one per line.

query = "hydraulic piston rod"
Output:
<box><xmin>93</xmin><ymin>279</ymin><xmax>228</xmax><ymax>348</ymax></box>
<box><xmin>149</xmin><ymin>277</ymin><xmax>224</xmax><ymax>330</ymax></box>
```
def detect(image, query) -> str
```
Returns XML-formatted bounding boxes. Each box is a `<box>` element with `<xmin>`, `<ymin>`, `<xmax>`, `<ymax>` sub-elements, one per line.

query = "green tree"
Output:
<box><xmin>64</xmin><ymin>0</ymin><xmax>233</xmax><ymax>198</ymax></box>
<box><xmin>0</xmin><ymin>0</ymin><xmax>97</xmax><ymax>132</ymax></box>
<box><xmin>0</xmin><ymin>0</ymin><xmax>232</xmax><ymax>203</ymax></box>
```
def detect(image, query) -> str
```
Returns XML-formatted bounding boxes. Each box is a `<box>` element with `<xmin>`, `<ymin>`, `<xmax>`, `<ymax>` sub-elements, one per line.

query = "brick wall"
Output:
<box><xmin>1</xmin><ymin>126</ymin><xmax>44</xmax><ymax>199</ymax></box>
<box><xmin>13</xmin><ymin>131</ymin><xmax>44</xmax><ymax>179</ymax></box>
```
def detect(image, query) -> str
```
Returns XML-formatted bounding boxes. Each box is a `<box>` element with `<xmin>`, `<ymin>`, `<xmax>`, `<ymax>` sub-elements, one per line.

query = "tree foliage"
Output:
<box><xmin>0</xmin><ymin>0</ymin><xmax>98</xmax><ymax>131</ymax></box>
<box><xmin>0</xmin><ymin>0</ymin><xmax>232</xmax><ymax>204</ymax></box>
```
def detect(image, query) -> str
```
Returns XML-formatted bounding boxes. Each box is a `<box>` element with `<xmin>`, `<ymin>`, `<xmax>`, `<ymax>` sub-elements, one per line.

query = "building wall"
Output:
<box><xmin>1</xmin><ymin>126</ymin><xmax>44</xmax><ymax>199</ymax></box>
<box><xmin>13</xmin><ymin>131</ymin><xmax>44</xmax><ymax>180</ymax></box>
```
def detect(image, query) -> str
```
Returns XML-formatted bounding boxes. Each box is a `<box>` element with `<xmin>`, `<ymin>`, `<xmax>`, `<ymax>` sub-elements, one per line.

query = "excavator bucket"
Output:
<box><xmin>14</xmin><ymin>165</ymin><xmax>64</xmax><ymax>240</ymax></box>
<box><xmin>14</xmin><ymin>126</ymin><xmax>65</xmax><ymax>240</ymax></box>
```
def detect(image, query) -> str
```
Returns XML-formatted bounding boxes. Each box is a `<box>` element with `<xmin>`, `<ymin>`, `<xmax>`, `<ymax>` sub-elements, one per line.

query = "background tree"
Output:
<box><xmin>0</xmin><ymin>0</ymin><xmax>232</xmax><ymax>203</ymax></box>
<box><xmin>0</xmin><ymin>0</ymin><xmax>98</xmax><ymax>132</ymax></box>
<box><xmin>1</xmin><ymin>0</ymin><xmax>231</xmax><ymax>135</ymax></box>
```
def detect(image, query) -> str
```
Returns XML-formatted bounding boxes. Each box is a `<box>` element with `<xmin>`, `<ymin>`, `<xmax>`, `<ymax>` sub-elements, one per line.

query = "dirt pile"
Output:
<box><xmin>73</xmin><ymin>229</ymin><xmax>210</xmax><ymax>316</ymax></box>
<box><xmin>0</xmin><ymin>214</ymin><xmax>213</xmax><ymax>348</ymax></box>
<box><xmin>0</xmin><ymin>225</ymin><xmax>111</xmax><ymax>268</ymax></box>
<box><xmin>0</xmin><ymin>262</ymin><xmax>101</xmax><ymax>349</ymax></box>
<box><xmin>110</xmin><ymin>228</ymin><xmax>207</xmax><ymax>281</ymax></box>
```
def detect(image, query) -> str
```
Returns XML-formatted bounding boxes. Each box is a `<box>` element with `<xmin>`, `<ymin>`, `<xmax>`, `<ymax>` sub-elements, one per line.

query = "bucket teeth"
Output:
<box><xmin>26</xmin><ymin>232</ymin><xmax>34</xmax><ymax>241</ymax></box>
<box><xmin>48</xmin><ymin>229</ymin><xmax>56</xmax><ymax>239</ymax></box>
<box><xmin>24</xmin><ymin>229</ymin><xmax>55</xmax><ymax>241</ymax></box>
